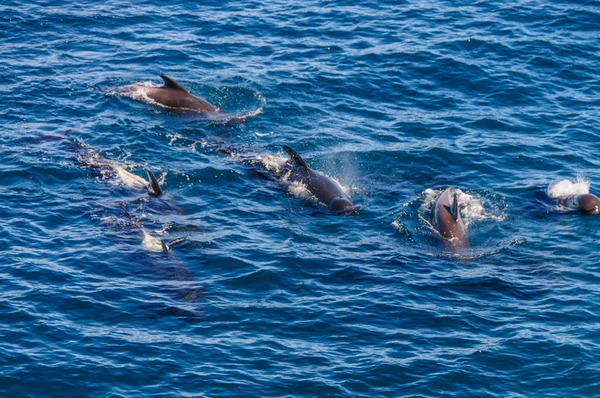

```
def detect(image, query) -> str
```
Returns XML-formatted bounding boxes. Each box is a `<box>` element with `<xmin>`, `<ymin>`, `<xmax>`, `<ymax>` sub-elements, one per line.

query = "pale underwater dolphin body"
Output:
<box><xmin>432</xmin><ymin>187</ymin><xmax>468</xmax><ymax>249</ymax></box>
<box><xmin>73</xmin><ymin>139</ymin><xmax>162</xmax><ymax>197</ymax></box>
<box><xmin>282</xmin><ymin>145</ymin><xmax>359</xmax><ymax>215</ymax></box>
<box><xmin>144</xmin><ymin>75</ymin><xmax>221</xmax><ymax>115</ymax></box>
<box><xmin>559</xmin><ymin>193</ymin><xmax>600</xmax><ymax>215</ymax></box>
<box><xmin>119</xmin><ymin>202</ymin><xmax>185</xmax><ymax>253</ymax></box>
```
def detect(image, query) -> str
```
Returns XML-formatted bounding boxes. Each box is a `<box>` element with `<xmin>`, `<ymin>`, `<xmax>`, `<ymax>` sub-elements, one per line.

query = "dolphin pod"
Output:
<box><xmin>102</xmin><ymin>73</ymin><xmax>599</xmax><ymax>259</ymax></box>
<box><xmin>432</xmin><ymin>187</ymin><xmax>468</xmax><ymax>250</ymax></box>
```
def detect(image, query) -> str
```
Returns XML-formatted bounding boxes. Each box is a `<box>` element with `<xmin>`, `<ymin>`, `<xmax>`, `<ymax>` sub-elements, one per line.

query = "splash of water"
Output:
<box><xmin>419</xmin><ymin>188</ymin><xmax>505</xmax><ymax>229</ymax></box>
<box><xmin>547</xmin><ymin>176</ymin><xmax>590</xmax><ymax>199</ymax></box>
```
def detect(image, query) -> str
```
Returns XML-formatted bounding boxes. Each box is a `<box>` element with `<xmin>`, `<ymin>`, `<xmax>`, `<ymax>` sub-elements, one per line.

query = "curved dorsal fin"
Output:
<box><xmin>160</xmin><ymin>75</ymin><xmax>189</xmax><ymax>93</ymax></box>
<box><xmin>283</xmin><ymin>145</ymin><xmax>309</xmax><ymax>171</ymax></box>
<box><xmin>145</xmin><ymin>168</ymin><xmax>163</xmax><ymax>197</ymax></box>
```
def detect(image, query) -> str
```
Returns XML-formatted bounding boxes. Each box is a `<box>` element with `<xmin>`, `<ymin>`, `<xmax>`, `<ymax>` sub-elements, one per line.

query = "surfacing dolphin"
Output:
<box><xmin>432</xmin><ymin>187</ymin><xmax>468</xmax><ymax>249</ymax></box>
<box><xmin>282</xmin><ymin>145</ymin><xmax>359</xmax><ymax>215</ymax></box>
<box><xmin>559</xmin><ymin>193</ymin><xmax>600</xmax><ymax>215</ymax></box>
<box><xmin>145</xmin><ymin>75</ymin><xmax>221</xmax><ymax>115</ymax></box>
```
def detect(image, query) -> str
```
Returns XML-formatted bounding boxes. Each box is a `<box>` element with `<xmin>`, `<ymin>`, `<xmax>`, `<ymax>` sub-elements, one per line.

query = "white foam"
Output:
<box><xmin>547</xmin><ymin>177</ymin><xmax>590</xmax><ymax>199</ymax></box>
<box><xmin>107</xmin><ymin>81</ymin><xmax>163</xmax><ymax>107</ymax></box>
<box><xmin>456</xmin><ymin>189</ymin><xmax>505</xmax><ymax>226</ymax></box>
<box><xmin>257</xmin><ymin>155</ymin><xmax>350</xmax><ymax>206</ymax></box>
<box><xmin>241</xmin><ymin>105</ymin><xmax>264</xmax><ymax>119</ymax></box>
<box><xmin>421</xmin><ymin>188</ymin><xmax>505</xmax><ymax>228</ymax></box>
<box><xmin>258</xmin><ymin>155</ymin><xmax>288</xmax><ymax>174</ymax></box>
<box><xmin>255</xmin><ymin>131</ymin><xmax>273</xmax><ymax>137</ymax></box>
<box><xmin>421</xmin><ymin>188</ymin><xmax>439</xmax><ymax>211</ymax></box>
<box><xmin>286</xmin><ymin>180</ymin><xmax>318</xmax><ymax>202</ymax></box>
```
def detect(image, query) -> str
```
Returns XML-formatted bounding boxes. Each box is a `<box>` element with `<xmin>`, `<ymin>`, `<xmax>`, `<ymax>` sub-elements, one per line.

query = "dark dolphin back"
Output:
<box><xmin>281</xmin><ymin>145</ymin><xmax>358</xmax><ymax>213</ymax></box>
<box><xmin>434</xmin><ymin>187</ymin><xmax>468</xmax><ymax>248</ymax></box>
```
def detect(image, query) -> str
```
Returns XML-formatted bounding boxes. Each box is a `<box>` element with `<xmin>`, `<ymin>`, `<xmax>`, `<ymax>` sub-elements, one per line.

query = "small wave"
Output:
<box><xmin>260</xmin><ymin>154</ymin><xmax>317</xmax><ymax>203</ymax></box>
<box><xmin>106</xmin><ymin>81</ymin><xmax>168</xmax><ymax>110</ymax></box>
<box><xmin>426</xmin><ymin>238</ymin><xmax>525</xmax><ymax>261</ymax></box>
<box><xmin>254</xmin><ymin>131</ymin><xmax>274</xmax><ymax>138</ymax></box>
<box><xmin>547</xmin><ymin>176</ymin><xmax>590</xmax><ymax>199</ymax></box>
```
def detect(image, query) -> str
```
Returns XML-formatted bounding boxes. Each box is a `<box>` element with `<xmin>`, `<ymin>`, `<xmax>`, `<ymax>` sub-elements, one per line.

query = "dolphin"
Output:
<box><xmin>144</xmin><ymin>75</ymin><xmax>221</xmax><ymax>114</ymax></box>
<box><xmin>118</xmin><ymin>202</ymin><xmax>185</xmax><ymax>252</ymax></box>
<box><xmin>559</xmin><ymin>193</ymin><xmax>600</xmax><ymax>215</ymax></box>
<box><xmin>72</xmin><ymin>139</ymin><xmax>162</xmax><ymax>197</ymax></box>
<box><xmin>282</xmin><ymin>145</ymin><xmax>359</xmax><ymax>215</ymax></box>
<box><xmin>432</xmin><ymin>187</ymin><xmax>468</xmax><ymax>249</ymax></box>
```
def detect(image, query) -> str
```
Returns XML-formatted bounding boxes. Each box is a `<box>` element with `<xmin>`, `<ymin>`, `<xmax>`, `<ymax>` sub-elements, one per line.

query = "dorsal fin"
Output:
<box><xmin>160</xmin><ymin>240</ymin><xmax>169</xmax><ymax>252</ymax></box>
<box><xmin>283</xmin><ymin>145</ymin><xmax>309</xmax><ymax>171</ymax></box>
<box><xmin>442</xmin><ymin>187</ymin><xmax>460</xmax><ymax>221</ymax></box>
<box><xmin>146</xmin><ymin>168</ymin><xmax>163</xmax><ymax>197</ymax></box>
<box><xmin>160</xmin><ymin>75</ymin><xmax>189</xmax><ymax>93</ymax></box>
<box><xmin>451</xmin><ymin>189</ymin><xmax>459</xmax><ymax>221</ymax></box>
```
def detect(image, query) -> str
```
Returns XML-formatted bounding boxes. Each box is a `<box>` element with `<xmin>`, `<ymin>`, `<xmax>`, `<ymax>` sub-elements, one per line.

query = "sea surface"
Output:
<box><xmin>2</xmin><ymin>1</ymin><xmax>600</xmax><ymax>396</ymax></box>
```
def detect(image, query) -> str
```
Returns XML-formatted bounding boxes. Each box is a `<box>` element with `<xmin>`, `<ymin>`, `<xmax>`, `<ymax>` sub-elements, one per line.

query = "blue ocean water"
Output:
<box><xmin>2</xmin><ymin>0</ymin><xmax>600</xmax><ymax>396</ymax></box>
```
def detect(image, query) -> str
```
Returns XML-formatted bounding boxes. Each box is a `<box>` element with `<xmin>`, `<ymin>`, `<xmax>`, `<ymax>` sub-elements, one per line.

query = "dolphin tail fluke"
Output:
<box><xmin>283</xmin><ymin>145</ymin><xmax>309</xmax><ymax>171</ymax></box>
<box><xmin>146</xmin><ymin>169</ymin><xmax>163</xmax><ymax>197</ymax></box>
<box><xmin>159</xmin><ymin>75</ymin><xmax>189</xmax><ymax>93</ymax></box>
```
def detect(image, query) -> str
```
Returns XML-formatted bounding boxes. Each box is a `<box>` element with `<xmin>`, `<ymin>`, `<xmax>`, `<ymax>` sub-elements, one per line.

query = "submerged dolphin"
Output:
<box><xmin>432</xmin><ymin>187</ymin><xmax>468</xmax><ymax>249</ymax></box>
<box><xmin>282</xmin><ymin>145</ymin><xmax>359</xmax><ymax>215</ymax></box>
<box><xmin>559</xmin><ymin>193</ymin><xmax>600</xmax><ymax>215</ymax></box>
<box><xmin>119</xmin><ymin>202</ymin><xmax>184</xmax><ymax>252</ymax></box>
<box><xmin>144</xmin><ymin>75</ymin><xmax>221</xmax><ymax>114</ymax></box>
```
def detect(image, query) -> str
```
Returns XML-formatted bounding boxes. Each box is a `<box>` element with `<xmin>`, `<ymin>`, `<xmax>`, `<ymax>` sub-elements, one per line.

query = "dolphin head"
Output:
<box><xmin>577</xmin><ymin>194</ymin><xmax>600</xmax><ymax>215</ymax></box>
<box><xmin>329</xmin><ymin>197</ymin><xmax>359</xmax><ymax>215</ymax></box>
